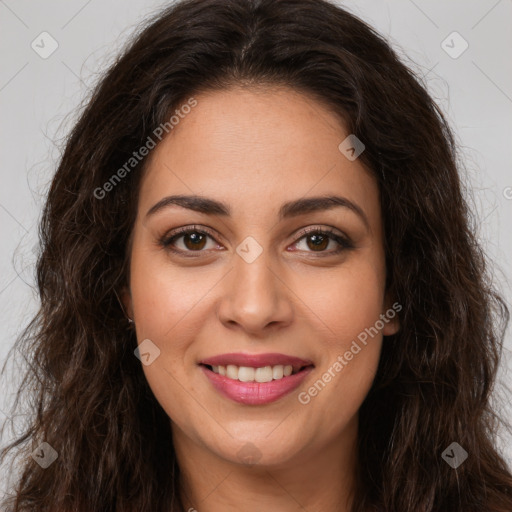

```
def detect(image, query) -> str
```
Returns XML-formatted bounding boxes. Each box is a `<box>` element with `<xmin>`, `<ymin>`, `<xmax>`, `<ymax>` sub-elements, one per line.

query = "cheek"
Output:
<box><xmin>127</xmin><ymin>245</ymin><xmax>220</xmax><ymax>423</ymax></box>
<box><xmin>298</xmin><ymin>256</ymin><xmax>386</xmax><ymax>346</ymax></box>
<box><xmin>129</xmin><ymin>246</ymin><xmax>215</xmax><ymax>342</ymax></box>
<box><xmin>294</xmin><ymin>258</ymin><xmax>385</xmax><ymax>427</ymax></box>
<box><xmin>129</xmin><ymin>263</ymin><xmax>201</xmax><ymax>431</ymax></box>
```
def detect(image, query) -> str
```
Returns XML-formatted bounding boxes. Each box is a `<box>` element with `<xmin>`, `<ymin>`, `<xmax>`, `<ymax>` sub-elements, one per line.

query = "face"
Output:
<box><xmin>122</xmin><ymin>85</ymin><xmax>399</xmax><ymax>468</ymax></box>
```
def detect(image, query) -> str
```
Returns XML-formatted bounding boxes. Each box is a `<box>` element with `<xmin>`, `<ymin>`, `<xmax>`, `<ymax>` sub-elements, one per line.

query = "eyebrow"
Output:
<box><xmin>145</xmin><ymin>194</ymin><xmax>369</xmax><ymax>229</ymax></box>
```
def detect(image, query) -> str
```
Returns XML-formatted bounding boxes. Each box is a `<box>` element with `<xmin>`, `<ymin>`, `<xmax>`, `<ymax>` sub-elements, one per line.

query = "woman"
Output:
<box><xmin>1</xmin><ymin>0</ymin><xmax>511</xmax><ymax>510</ymax></box>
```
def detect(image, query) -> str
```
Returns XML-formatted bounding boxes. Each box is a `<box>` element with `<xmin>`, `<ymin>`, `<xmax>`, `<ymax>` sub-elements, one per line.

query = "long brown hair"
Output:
<box><xmin>1</xmin><ymin>0</ymin><xmax>511</xmax><ymax>510</ymax></box>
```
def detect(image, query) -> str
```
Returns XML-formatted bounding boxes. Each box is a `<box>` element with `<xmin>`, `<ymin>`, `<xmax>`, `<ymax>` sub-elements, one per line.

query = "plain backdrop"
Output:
<box><xmin>1</xmin><ymin>0</ymin><xmax>511</xmax><ymax>495</ymax></box>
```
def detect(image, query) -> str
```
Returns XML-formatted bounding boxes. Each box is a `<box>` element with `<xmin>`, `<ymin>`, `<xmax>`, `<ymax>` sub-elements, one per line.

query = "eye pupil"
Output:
<box><xmin>307</xmin><ymin>234</ymin><xmax>329</xmax><ymax>251</ymax></box>
<box><xmin>184</xmin><ymin>232</ymin><xmax>207</xmax><ymax>250</ymax></box>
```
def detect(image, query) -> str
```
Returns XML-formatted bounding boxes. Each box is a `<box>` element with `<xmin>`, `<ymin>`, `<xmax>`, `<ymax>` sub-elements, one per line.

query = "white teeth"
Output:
<box><xmin>238</xmin><ymin>367</ymin><xmax>255</xmax><ymax>382</ymax></box>
<box><xmin>255</xmin><ymin>366</ymin><xmax>273</xmax><ymax>383</ymax></box>
<box><xmin>272</xmin><ymin>365</ymin><xmax>284</xmax><ymax>379</ymax></box>
<box><xmin>226</xmin><ymin>364</ymin><xmax>238</xmax><ymax>379</ymax></box>
<box><xmin>209</xmin><ymin>363</ymin><xmax>303</xmax><ymax>382</ymax></box>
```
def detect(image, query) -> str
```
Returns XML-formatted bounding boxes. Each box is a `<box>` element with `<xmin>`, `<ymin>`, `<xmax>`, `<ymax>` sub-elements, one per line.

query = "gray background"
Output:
<box><xmin>1</xmin><ymin>0</ymin><xmax>511</xmax><ymax>494</ymax></box>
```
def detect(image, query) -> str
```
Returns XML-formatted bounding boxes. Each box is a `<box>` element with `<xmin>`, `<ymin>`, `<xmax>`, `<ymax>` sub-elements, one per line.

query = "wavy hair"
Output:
<box><xmin>1</xmin><ymin>0</ymin><xmax>511</xmax><ymax>510</ymax></box>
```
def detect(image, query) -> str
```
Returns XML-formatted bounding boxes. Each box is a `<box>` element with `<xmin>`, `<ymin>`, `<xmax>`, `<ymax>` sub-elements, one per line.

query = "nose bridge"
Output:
<box><xmin>217</xmin><ymin>239</ymin><xmax>293</xmax><ymax>332</ymax></box>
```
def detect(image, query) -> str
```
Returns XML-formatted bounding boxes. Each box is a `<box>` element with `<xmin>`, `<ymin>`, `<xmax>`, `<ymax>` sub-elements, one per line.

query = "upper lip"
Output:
<box><xmin>200</xmin><ymin>352</ymin><xmax>314</xmax><ymax>372</ymax></box>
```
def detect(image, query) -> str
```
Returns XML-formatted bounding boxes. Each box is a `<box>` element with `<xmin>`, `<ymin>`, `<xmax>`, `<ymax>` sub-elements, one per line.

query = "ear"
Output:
<box><xmin>382</xmin><ymin>291</ymin><xmax>401</xmax><ymax>336</ymax></box>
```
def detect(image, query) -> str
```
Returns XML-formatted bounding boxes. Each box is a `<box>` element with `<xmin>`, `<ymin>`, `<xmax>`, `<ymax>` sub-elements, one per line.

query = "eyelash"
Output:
<box><xmin>159</xmin><ymin>225</ymin><xmax>354</xmax><ymax>257</ymax></box>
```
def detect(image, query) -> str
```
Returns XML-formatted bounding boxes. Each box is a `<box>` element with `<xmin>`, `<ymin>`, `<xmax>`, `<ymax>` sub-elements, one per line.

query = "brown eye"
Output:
<box><xmin>160</xmin><ymin>226</ymin><xmax>219</xmax><ymax>255</ymax></box>
<box><xmin>182</xmin><ymin>232</ymin><xmax>207</xmax><ymax>250</ymax></box>
<box><xmin>293</xmin><ymin>227</ymin><xmax>354</xmax><ymax>255</ymax></box>
<box><xmin>305</xmin><ymin>233</ymin><xmax>329</xmax><ymax>251</ymax></box>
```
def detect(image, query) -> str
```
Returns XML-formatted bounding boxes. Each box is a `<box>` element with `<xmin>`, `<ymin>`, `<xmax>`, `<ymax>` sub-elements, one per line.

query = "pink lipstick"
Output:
<box><xmin>199</xmin><ymin>352</ymin><xmax>314</xmax><ymax>405</ymax></box>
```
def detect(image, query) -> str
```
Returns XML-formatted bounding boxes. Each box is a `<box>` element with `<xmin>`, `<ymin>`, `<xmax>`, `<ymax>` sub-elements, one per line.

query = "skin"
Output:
<box><xmin>122</xmin><ymin>85</ymin><xmax>399</xmax><ymax>512</ymax></box>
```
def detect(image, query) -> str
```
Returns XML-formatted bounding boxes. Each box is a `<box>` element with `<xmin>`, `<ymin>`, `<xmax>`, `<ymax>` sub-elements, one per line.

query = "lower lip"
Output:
<box><xmin>200</xmin><ymin>365</ymin><xmax>314</xmax><ymax>405</ymax></box>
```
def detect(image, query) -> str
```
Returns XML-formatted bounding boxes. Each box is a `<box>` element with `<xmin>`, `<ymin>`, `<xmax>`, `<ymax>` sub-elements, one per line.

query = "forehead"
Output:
<box><xmin>138</xmin><ymin>85</ymin><xmax>380</xmax><ymax>226</ymax></box>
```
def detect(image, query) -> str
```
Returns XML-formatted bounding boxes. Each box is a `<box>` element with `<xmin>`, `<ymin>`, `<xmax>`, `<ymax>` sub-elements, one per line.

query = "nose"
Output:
<box><xmin>216</xmin><ymin>248</ymin><xmax>294</xmax><ymax>335</ymax></box>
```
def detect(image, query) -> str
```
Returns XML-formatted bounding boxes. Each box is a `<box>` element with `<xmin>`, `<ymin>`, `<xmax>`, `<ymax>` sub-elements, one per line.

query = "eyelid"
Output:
<box><xmin>164</xmin><ymin>224</ymin><xmax>218</xmax><ymax>241</ymax></box>
<box><xmin>293</xmin><ymin>225</ymin><xmax>348</xmax><ymax>242</ymax></box>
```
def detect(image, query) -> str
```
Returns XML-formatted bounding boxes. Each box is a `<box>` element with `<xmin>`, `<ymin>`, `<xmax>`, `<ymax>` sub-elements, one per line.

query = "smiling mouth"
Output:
<box><xmin>200</xmin><ymin>363</ymin><xmax>313</xmax><ymax>383</ymax></box>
